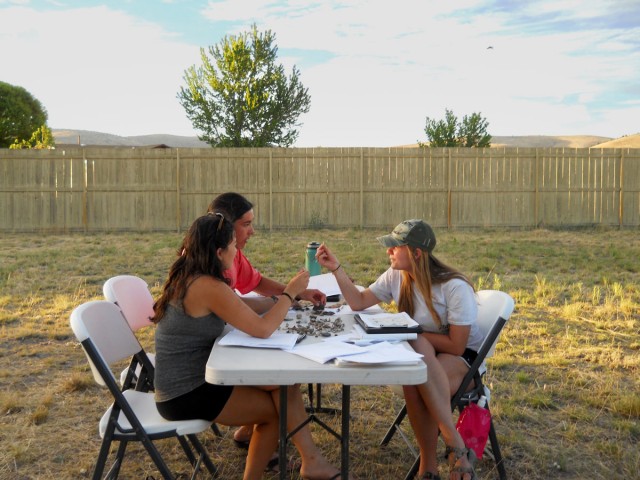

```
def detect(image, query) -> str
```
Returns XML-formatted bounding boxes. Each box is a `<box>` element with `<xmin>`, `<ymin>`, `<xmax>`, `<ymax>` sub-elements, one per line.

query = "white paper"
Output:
<box><xmin>308</xmin><ymin>273</ymin><xmax>342</xmax><ymax>296</ymax></box>
<box><xmin>217</xmin><ymin>328</ymin><xmax>299</xmax><ymax>350</ymax></box>
<box><xmin>289</xmin><ymin>341</ymin><xmax>365</xmax><ymax>364</ymax></box>
<box><xmin>333</xmin><ymin>342</ymin><xmax>423</xmax><ymax>366</ymax></box>
<box><xmin>340</xmin><ymin>304</ymin><xmax>385</xmax><ymax>315</ymax></box>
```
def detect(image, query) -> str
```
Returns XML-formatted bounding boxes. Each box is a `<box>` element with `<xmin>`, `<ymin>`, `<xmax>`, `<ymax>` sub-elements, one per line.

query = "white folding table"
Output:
<box><xmin>205</xmin><ymin>314</ymin><xmax>427</xmax><ymax>479</ymax></box>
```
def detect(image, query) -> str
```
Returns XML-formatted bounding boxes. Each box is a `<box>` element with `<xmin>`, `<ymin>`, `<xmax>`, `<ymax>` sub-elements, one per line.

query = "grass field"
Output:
<box><xmin>1</xmin><ymin>227</ymin><xmax>638</xmax><ymax>479</ymax></box>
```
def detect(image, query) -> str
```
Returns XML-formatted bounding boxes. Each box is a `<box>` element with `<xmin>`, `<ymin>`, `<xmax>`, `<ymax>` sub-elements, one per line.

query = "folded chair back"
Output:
<box><xmin>103</xmin><ymin>275</ymin><xmax>155</xmax><ymax>332</ymax></box>
<box><xmin>475</xmin><ymin>289</ymin><xmax>515</xmax><ymax>359</ymax></box>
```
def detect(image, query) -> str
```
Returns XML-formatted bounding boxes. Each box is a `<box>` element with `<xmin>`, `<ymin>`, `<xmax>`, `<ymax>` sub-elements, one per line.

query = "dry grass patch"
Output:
<box><xmin>0</xmin><ymin>228</ymin><xmax>638</xmax><ymax>479</ymax></box>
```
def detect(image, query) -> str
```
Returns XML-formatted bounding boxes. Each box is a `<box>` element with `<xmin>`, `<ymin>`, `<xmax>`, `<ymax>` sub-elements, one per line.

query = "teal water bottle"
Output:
<box><xmin>305</xmin><ymin>242</ymin><xmax>321</xmax><ymax>276</ymax></box>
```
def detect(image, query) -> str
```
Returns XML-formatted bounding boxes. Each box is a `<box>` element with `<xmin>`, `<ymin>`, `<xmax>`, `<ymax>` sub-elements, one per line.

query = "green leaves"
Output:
<box><xmin>178</xmin><ymin>24</ymin><xmax>311</xmax><ymax>147</ymax></box>
<box><xmin>420</xmin><ymin>109</ymin><xmax>492</xmax><ymax>148</ymax></box>
<box><xmin>0</xmin><ymin>81</ymin><xmax>49</xmax><ymax>148</ymax></box>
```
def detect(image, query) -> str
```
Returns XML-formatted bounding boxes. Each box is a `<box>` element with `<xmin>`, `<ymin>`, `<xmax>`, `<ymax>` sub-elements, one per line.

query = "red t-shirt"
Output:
<box><xmin>224</xmin><ymin>250</ymin><xmax>262</xmax><ymax>294</ymax></box>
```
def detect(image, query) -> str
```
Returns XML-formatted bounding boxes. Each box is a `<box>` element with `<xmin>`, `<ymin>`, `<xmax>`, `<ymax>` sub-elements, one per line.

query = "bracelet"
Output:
<box><xmin>281</xmin><ymin>292</ymin><xmax>294</xmax><ymax>304</ymax></box>
<box><xmin>331</xmin><ymin>263</ymin><xmax>342</xmax><ymax>273</ymax></box>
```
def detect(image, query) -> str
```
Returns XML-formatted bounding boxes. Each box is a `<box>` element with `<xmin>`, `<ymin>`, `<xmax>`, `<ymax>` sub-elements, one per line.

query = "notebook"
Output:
<box><xmin>354</xmin><ymin>312</ymin><xmax>423</xmax><ymax>334</ymax></box>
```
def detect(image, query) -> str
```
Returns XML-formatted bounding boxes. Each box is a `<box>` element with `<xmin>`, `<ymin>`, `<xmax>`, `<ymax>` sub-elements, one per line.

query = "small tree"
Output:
<box><xmin>9</xmin><ymin>125</ymin><xmax>55</xmax><ymax>149</ymax></box>
<box><xmin>178</xmin><ymin>24</ymin><xmax>311</xmax><ymax>147</ymax></box>
<box><xmin>419</xmin><ymin>109</ymin><xmax>491</xmax><ymax>148</ymax></box>
<box><xmin>0</xmin><ymin>81</ymin><xmax>48</xmax><ymax>148</ymax></box>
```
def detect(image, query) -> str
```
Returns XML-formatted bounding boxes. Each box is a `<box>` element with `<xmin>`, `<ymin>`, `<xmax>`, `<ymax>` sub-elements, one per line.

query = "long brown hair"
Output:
<box><xmin>397</xmin><ymin>246</ymin><xmax>473</xmax><ymax>328</ymax></box>
<box><xmin>152</xmin><ymin>213</ymin><xmax>234</xmax><ymax>323</ymax></box>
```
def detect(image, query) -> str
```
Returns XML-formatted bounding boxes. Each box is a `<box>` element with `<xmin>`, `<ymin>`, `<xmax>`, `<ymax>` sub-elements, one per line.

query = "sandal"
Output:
<box><xmin>420</xmin><ymin>472</ymin><xmax>441</xmax><ymax>480</ymax></box>
<box><xmin>265</xmin><ymin>454</ymin><xmax>301</xmax><ymax>474</ymax></box>
<box><xmin>444</xmin><ymin>445</ymin><xmax>477</xmax><ymax>480</ymax></box>
<box><xmin>233</xmin><ymin>438</ymin><xmax>250</xmax><ymax>449</ymax></box>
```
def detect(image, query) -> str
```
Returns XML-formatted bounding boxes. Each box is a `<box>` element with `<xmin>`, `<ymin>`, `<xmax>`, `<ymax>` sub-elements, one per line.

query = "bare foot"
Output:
<box><xmin>232</xmin><ymin>424</ymin><xmax>253</xmax><ymax>448</ymax></box>
<box><xmin>299</xmin><ymin>462</ymin><xmax>341</xmax><ymax>480</ymax></box>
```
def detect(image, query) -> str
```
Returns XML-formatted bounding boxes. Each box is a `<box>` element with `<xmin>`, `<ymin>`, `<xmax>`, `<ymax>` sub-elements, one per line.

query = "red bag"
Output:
<box><xmin>455</xmin><ymin>397</ymin><xmax>491</xmax><ymax>458</ymax></box>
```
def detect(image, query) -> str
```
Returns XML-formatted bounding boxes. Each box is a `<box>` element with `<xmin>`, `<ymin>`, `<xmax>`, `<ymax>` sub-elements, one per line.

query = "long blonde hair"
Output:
<box><xmin>397</xmin><ymin>246</ymin><xmax>473</xmax><ymax>328</ymax></box>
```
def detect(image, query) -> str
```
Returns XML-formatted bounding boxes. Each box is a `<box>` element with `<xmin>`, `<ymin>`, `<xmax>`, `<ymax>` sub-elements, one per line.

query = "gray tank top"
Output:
<box><xmin>154</xmin><ymin>303</ymin><xmax>226</xmax><ymax>402</ymax></box>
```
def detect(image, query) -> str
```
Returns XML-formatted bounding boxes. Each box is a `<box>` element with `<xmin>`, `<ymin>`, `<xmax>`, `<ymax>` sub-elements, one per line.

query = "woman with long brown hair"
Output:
<box><xmin>153</xmin><ymin>213</ymin><xmax>343</xmax><ymax>480</ymax></box>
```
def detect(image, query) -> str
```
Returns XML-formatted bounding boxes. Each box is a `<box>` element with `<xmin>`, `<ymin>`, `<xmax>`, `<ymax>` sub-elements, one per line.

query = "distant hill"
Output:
<box><xmin>53</xmin><ymin>129</ymin><xmax>639</xmax><ymax>149</ymax></box>
<box><xmin>52</xmin><ymin>129</ymin><xmax>209</xmax><ymax>148</ymax></box>
<box><xmin>490</xmin><ymin>135</ymin><xmax>612</xmax><ymax>148</ymax></box>
<box><xmin>398</xmin><ymin>135</ymin><xmax>617</xmax><ymax>149</ymax></box>
<box><xmin>591</xmin><ymin>133</ymin><xmax>640</xmax><ymax>148</ymax></box>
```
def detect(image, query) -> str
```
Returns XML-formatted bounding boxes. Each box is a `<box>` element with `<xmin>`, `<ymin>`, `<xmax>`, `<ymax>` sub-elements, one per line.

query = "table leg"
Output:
<box><xmin>341</xmin><ymin>385</ymin><xmax>350</xmax><ymax>479</ymax></box>
<box><xmin>279</xmin><ymin>386</ymin><xmax>287</xmax><ymax>480</ymax></box>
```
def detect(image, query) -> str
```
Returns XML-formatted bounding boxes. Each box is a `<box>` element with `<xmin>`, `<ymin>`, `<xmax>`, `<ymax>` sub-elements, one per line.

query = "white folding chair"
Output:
<box><xmin>380</xmin><ymin>289</ymin><xmax>515</xmax><ymax>480</ymax></box>
<box><xmin>70</xmin><ymin>300</ymin><xmax>217</xmax><ymax>480</ymax></box>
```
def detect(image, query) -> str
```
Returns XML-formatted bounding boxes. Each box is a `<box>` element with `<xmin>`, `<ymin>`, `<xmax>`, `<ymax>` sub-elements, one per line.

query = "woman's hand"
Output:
<box><xmin>284</xmin><ymin>269</ymin><xmax>310</xmax><ymax>299</ymax></box>
<box><xmin>298</xmin><ymin>288</ymin><xmax>327</xmax><ymax>307</ymax></box>
<box><xmin>316</xmin><ymin>243</ymin><xmax>340</xmax><ymax>271</ymax></box>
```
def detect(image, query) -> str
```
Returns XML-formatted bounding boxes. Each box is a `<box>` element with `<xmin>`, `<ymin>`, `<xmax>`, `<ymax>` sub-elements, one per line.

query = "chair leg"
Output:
<box><xmin>405</xmin><ymin>455</ymin><xmax>419</xmax><ymax>480</ymax></box>
<box><xmin>178</xmin><ymin>435</ymin><xmax>197</xmax><ymax>465</ymax></box>
<box><xmin>138</xmin><ymin>435</ymin><xmax>176</xmax><ymax>479</ymax></box>
<box><xmin>187</xmin><ymin>434</ymin><xmax>218</xmax><ymax>476</ymax></box>
<box><xmin>109</xmin><ymin>441</ymin><xmax>128</xmax><ymax>479</ymax></box>
<box><xmin>93</xmin><ymin>434</ymin><xmax>116</xmax><ymax>480</ymax></box>
<box><xmin>210</xmin><ymin>423</ymin><xmax>223</xmax><ymax>437</ymax></box>
<box><xmin>380</xmin><ymin>404</ymin><xmax>407</xmax><ymax>447</ymax></box>
<box><xmin>306</xmin><ymin>383</ymin><xmax>340</xmax><ymax>414</ymax></box>
<box><xmin>488</xmin><ymin>418</ymin><xmax>507</xmax><ymax>480</ymax></box>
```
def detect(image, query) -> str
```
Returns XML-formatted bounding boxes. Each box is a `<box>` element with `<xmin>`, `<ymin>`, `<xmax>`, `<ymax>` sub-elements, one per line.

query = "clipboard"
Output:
<box><xmin>354</xmin><ymin>313</ymin><xmax>423</xmax><ymax>334</ymax></box>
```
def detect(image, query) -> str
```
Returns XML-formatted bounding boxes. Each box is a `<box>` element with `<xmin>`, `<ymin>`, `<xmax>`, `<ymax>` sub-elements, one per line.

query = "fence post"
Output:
<box><xmin>447</xmin><ymin>149</ymin><xmax>452</xmax><ymax>228</ymax></box>
<box><xmin>176</xmin><ymin>149</ymin><xmax>181</xmax><ymax>233</ymax></box>
<box><xmin>619</xmin><ymin>149</ymin><xmax>625</xmax><ymax>228</ymax></box>
<box><xmin>360</xmin><ymin>148</ymin><xmax>364</xmax><ymax>228</ymax></box>
<box><xmin>269</xmin><ymin>149</ymin><xmax>273</xmax><ymax>232</ymax></box>
<box><xmin>82</xmin><ymin>149</ymin><xmax>88</xmax><ymax>233</ymax></box>
<box><xmin>534</xmin><ymin>149</ymin><xmax>539</xmax><ymax>227</ymax></box>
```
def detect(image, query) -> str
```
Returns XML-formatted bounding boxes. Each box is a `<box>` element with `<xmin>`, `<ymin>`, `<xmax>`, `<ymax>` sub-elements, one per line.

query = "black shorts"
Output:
<box><xmin>461</xmin><ymin>348</ymin><xmax>478</xmax><ymax>368</ymax></box>
<box><xmin>156</xmin><ymin>382</ymin><xmax>234</xmax><ymax>422</ymax></box>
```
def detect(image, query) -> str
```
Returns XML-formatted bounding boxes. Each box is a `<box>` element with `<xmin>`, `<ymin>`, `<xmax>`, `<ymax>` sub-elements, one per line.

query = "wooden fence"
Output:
<box><xmin>1</xmin><ymin>147</ymin><xmax>639</xmax><ymax>232</ymax></box>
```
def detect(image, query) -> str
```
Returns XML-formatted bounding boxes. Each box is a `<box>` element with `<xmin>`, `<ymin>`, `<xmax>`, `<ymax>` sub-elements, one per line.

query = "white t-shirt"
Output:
<box><xmin>369</xmin><ymin>268</ymin><xmax>483</xmax><ymax>352</ymax></box>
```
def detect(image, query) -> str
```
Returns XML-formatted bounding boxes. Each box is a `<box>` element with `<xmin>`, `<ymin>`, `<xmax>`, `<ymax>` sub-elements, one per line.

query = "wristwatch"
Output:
<box><xmin>270</xmin><ymin>295</ymin><xmax>279</xmax><ymax>303</ymax></box>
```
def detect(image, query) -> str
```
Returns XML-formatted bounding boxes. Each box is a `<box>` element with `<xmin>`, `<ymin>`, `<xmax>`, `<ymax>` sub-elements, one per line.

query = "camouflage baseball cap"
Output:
<box><xmin>376</xmin><ymin>219</ymin><xmax>436</xmax><ymax>252</ymax></box>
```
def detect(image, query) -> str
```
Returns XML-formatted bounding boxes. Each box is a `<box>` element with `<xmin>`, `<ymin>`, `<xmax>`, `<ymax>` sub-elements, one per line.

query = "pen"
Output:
<box><xmin>347</xmin><ymin>340</ymin><xmax>386</xmax><ymax>346</ymax></box>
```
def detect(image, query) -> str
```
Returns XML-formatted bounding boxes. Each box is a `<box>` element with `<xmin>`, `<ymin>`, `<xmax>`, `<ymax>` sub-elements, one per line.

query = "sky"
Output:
<box><xmin>1</xmin><ymin>0</ymin><xmax>639</xmax><ymax>147</ymax></box>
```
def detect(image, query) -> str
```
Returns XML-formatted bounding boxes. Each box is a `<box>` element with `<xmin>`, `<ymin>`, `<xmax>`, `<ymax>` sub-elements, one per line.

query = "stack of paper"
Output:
<box><xmin>290</xmin><ymin>339</ymin><xmax>423</xmax><ymax>366</ymax></box>
<box><xmin>289</xmin><ymin>341</ymin><xmax>364</xmax><ymax>363</ymax></box>
<box><xmin>334</xmin><ymin>342</ymin><xmax>423</xmax><ymax>366</ymax></box>
<box><xmin>217</xmin><ymin>329</ymin><xmax>299</xmax><ymax>350</ymax></box>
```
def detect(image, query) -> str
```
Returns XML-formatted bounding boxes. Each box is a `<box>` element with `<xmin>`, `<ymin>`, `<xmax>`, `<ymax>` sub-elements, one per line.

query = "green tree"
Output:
<box><xmin>0</xmin><ymin>81</ymin><xmax>48</xmax><ymax>148</ymax></box>
<box><xmin>459</xmin><ymin>112</ymin><xmax>491</xmax><ymax>147</ymax></box>
<box><xmin>419</xmin><ymin>109</ymin><xmax>491</xmax><ymax>147</ymax></box>
<box><xmin>178</xmin><ymin>24</ymin><xmax>311</xmax><ymax>147</ymax></box>
<box><xmin>9</xmin><ymin>125</ymin><xmax>55</xmax><ymax>149</ymax></box>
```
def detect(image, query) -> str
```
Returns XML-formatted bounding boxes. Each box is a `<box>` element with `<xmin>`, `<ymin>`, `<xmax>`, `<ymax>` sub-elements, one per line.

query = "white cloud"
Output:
<box><xmin>1</xmin><ymin>6</ymin><xmax>201</xmax><ymax>136</ymax></box>
<box><xmin>1</xmin><ymin>1</ymin><xmax>637</xmax><ymax>143</ymax></box>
